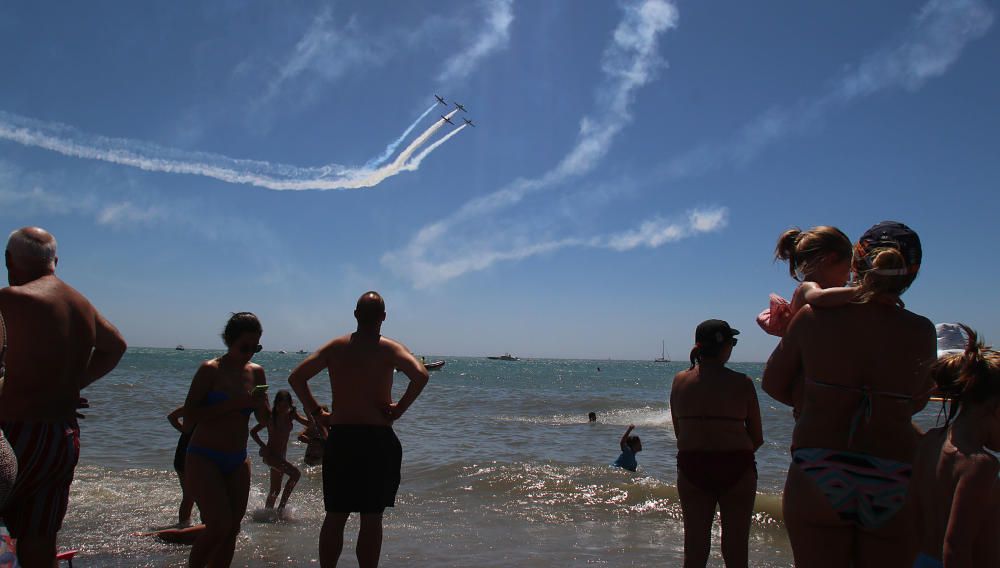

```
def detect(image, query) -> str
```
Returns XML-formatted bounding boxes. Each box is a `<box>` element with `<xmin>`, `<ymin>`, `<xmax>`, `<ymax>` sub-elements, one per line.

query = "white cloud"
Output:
<box><xmin>386</xmin><ymin>207</ymin><xmax>727</xmax><ymax>289</ymax></box>
<box><xmin>385</xmin><ymin>0</ymin><xmax>680</xmax><ymax>287</ymax></box>
<box><xmin>96</xmin><ymin>202</ymin><xmax>165</xmax><ymax>228</ymax></box>
<box><xmin>437</xmin><ymin>0</ymin><xmax>514</xmax><ymax>83</ymax></box>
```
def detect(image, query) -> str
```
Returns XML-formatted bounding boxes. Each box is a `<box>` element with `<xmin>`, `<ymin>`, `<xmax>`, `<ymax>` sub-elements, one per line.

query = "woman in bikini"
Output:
<box><xmin>670</xmin><ymin>319</ymin><xmax>763</xmax><ymax>568</ymax></box>
<box><xmin>763</xmin><ymin>221</ymin><xmax>937</xmax><ymax>567</ymax></box>
<box><xmin>182</xmin><ymin>312</ymin><xmax>270</xmax><ymax>567</ymax></box>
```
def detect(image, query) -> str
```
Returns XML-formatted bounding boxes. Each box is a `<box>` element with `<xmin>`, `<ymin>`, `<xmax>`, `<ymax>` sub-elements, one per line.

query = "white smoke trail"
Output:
<box><xmin>0</xmin><ymin>106</ymin><xmax>465</xmax><ymax>191</ymax></box>
<box><xmin>364</xmin><ymin>104</ymin><xmax>438</xmax><ymax>169</ymax></box>
<box><xmin>404</xmin><ymin>123</ymin><xmax>467</xmax><ymax>171</ymax></box>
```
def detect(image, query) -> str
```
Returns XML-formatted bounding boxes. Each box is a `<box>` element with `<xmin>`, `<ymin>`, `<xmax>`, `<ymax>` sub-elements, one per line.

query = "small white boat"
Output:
<box><xmin>175</xmin><ymin>345</ymin><xmax>185</xmax><ymax>351</ymax></box>
<box><xmin>296</xmin><ymin>349</ymin><xmax>308</xmax><ymax>355</ymax></box>
<box><xmin>278</xmin><ymin>350</ymin><xmax>287</xmax><ymax>354</ymax></box>
<box><xmin>488</xmin><ymin>353</ymin><xmax>519</xmax><ymax>361</ymax></box>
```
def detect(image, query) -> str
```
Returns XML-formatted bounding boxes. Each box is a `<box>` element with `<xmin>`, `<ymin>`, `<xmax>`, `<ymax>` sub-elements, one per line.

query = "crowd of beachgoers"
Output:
<box><xmin>0</xmin><ymin>222</ymin><xmax>997</xmax><ymax>568</ymax></box>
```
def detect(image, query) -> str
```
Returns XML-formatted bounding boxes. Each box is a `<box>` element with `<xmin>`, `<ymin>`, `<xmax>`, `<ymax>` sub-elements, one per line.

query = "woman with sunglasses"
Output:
<box><xmin>182</xmin><ymin>312</ymin><xmax>270</xmax><ymax>567</ymax></box>
<box><xmin>669</xmin><ymin>319</ymin><xmax>763</xmax><ymax>568</ymax></box>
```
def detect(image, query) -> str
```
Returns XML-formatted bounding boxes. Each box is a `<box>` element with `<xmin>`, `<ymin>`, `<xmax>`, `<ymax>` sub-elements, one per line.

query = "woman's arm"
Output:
<box><xmin>669</xmin><ymin>375</ymin><xmax>682</xmax><ymax>441</ymax></box>
<box><xmin>251</xmin><ymin>366</ymin><xmax>271</xmax><ymax>426</ymax></box>
<box><xmin>745</xmin><ymin>376</ymin><xmax>764</xmax><ymax>451</ymax></box>
<box><xmin>167</xmin><ymin>406</ymin><xmax>184</xmax><ymax>433</ymax></box>
<box><xmin>620</xmin><ymin>425</ymin><xmax>635</xmax><ymax>451</ymax></box>
<box><xmin>762</xmin><ymin>310</ymin><xmax>807</xmax><ymax>406</ymax></box>
<box><xmin>292</xmin><ymin>410</ymin><xmax>311</xmax><ymax>428</ymax></box>
<box><xmin>250</xmin><ymin>422</ymin><xmax>268</xmax><ymax>449</ymax></box>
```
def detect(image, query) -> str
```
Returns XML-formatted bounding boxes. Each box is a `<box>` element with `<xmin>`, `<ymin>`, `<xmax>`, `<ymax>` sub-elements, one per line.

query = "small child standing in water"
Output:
<box><xmin>613</xmin><ymin>424</ymin><xmax>642</xmax><ymax>472</ymax></box>
<box><xmin>757</xmin><ymin>226</ymin><xmax>858</xmax><ymax>337</ymax></box>
<box><xmin>251</xmin><ymin>390</ymin><xmax>310</xmax><ymax>513</ymax></box>
<box><xmin>910</xmin><ymin>325</ymin><xmax>1000</xmax><ymax>568</ymax></box>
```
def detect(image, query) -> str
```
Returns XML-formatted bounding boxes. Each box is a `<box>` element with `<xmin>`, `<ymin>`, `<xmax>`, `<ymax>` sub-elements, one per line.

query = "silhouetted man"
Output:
<box><xmin>0</xmin><ymin>227</ymin><xmax>127</xmax><ymax>566</ymax></box>
<box><xmin>289</xmin><ymin>291</ymin><xmax>428</xmax><ymax>568</ymax></box>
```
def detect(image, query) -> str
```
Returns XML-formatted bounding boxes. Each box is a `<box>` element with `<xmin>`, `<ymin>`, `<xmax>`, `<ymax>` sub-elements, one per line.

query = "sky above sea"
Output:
<box><xmin>0</xmin><ymin>0</ymin><xmax>997</xmax><ymax>361</ymax></box>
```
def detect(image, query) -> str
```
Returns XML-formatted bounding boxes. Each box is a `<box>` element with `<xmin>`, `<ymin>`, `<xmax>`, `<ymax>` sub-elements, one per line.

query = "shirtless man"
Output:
<box><xmin>289</xmin><ymin>291</ymin><xmax>429</xmax><ymax>568</ymax></box>
<box><xmin>0</xmin><ymin>227</ymin><xmax>127</xmax><ymax>566</ymax></box>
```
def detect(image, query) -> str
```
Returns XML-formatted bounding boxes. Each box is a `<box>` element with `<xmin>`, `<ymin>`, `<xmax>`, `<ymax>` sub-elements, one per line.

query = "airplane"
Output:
<box><xmin>435</xmin><ymin>94</ymin><xmax>447</xmax><ymax>106</ymax></box>
<box><xmin>453</xmin><ymin>102</ymin><xmax>467</xmax><ymax>113</ymax></box>
<box><xmin>441</xmin><ymin>115</ymin><xmax>455</xmax><ymax>125</ymax></box>
<box><xmin>463</xmin><ymin>118</ymin><xmax>476</xmax><ymax>127</ymax></box>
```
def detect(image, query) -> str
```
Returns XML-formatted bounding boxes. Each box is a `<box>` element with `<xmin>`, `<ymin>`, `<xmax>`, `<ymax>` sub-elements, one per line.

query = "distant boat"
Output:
<box><xmin>175</xmin><ymin>345</ymin><xmax>185</xmax><ymax>351</ymax></box>
<box><xmin>488</xmin><ymin>353</ymin><xmax>519</xmax><ymax>361</ymax></box>
<box><xmin>278</xmin><ymin>350</ymin><xmax>287</xmax><ymax>354</ymax></box>
<box><xmin>296</xmin><ymin>349</ymin><xmax>308</xmax><ymax>355</ymax></box>
<box><xmin>424</xmin><ymin>360</ymin><xmax>446</xmax><ymax>370</ymax></box>
<box><xmin>654</xmin><ymin>340</ymin><xmax>670</xmax><ymax>363</ymax></box>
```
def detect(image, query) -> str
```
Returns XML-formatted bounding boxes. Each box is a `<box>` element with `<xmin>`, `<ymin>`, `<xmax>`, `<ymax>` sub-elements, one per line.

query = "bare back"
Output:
<box><xmin>788</xmin><ymin>303</ymin><xmax>936</xmax><ymax>461</ymax></box>
<box><xmin>670</xmin><ymin>365</ymin><xmax>763</xmax><ymax>452</ymax></box>
<box><xmin>323</xmin><ymin>333</ymin><xmax>401</xmax><ymax>426</ymax></box>
<box><xmin>0</xmin><ymin>276</ymin><xmax>98</xmax><ymax>422</ymax></box>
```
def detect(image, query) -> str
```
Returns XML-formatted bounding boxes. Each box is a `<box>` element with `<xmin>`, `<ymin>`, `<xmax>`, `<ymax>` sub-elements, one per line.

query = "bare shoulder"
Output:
<box><xmin>671</xmin><ymin>368</ymin><xmax>693</xmax><ymax>387</ymax></box>
<box><xmin>379</xmin><ymin>336</ymin><xmax>409</xmax><ymax>354</ymax></box>
<box><xmin>962</xmin><ymin>452</ymin><xmax>1000</xmax><ymax>483</ymax></box>
<box><xmin>248</xmin><ymin>362</ymin><xmax>265</xmax><ymax>375</ymax></box>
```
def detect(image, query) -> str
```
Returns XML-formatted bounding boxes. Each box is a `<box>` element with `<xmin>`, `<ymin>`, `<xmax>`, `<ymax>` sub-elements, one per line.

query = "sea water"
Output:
<box><xmin>44</xmin><ymin>349</ymin><xmax>944</xmax><ymax>566</ymax></box>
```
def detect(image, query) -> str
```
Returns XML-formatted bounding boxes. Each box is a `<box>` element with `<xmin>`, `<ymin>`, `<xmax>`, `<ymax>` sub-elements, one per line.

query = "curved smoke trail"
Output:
<box><xmin>363</xmin><ymin>104</ymin><xmax>438</xmax><ymax>169</ymax></box>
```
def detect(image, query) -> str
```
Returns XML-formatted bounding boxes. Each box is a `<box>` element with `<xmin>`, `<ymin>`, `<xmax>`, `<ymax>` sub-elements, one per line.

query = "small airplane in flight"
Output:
<box><xmin>435</xmin><ymin>94</ymin><xmax>447</xmax><ymax>106</ymax></box>
<box><xmin>441</xmin><ymin>115</ymin><xmax>455</xmax><ymax>125</ymax></box>
<box><xmin>453</xmin><ymin>102</ymin><xmax>467</xmax><ymax>113</ymax></box>
<box><xmin>463</xmin><ymin>118</ymin><xmax>476</xmax><ymax>127</ymax></box>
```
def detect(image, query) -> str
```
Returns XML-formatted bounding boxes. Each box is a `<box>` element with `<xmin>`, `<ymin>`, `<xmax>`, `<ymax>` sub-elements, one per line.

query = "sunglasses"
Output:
<box><xmin>239</xmin><ymin>344</ymin><xmax>263</xmax><ymax>354</ymax></box>
<box><xmin>730</xmin><ymin>338</ymin><xmax>738</xmax><ymax>347</ymax></box>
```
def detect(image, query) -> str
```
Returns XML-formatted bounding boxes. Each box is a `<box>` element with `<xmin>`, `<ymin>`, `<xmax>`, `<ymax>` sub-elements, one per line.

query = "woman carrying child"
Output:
<box><xmin>251</xmin><ymin>389</ymin><xmax>309</xmax><ymax>513</ymax></box>
<box><xmin>670</xmin><ymin>319</ymin><xmax>763</xmax><ymax>568</ymax></box>
<box><xmin>910</xmin><ymin>325</ymin><xmax>1000</xmax><ymax>568</ymax></box>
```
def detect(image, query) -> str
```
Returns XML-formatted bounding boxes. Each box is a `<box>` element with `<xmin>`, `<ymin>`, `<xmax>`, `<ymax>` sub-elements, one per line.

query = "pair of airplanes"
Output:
<box><xmin>435</xmin><ymin>94</ymin><xmax>475</xmax><ymax>127</ymax></box>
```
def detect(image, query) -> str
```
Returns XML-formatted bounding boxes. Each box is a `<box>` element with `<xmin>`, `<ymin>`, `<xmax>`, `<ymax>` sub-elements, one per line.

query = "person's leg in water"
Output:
<box><xmin>186</xmin><ymin>454</ymin><xmax>235</xmax><ymax>568</ymax></box>
<box><xmin>717</xmin><ymin>465</ymin><xmax>757</xmax><ymax>568</ymax></box>
<box><xmin>275</xmin><ymin>460</ymin><xmax>301</xmax><ymax>510</ymax></box>
<box><xmin>177</xmin><ymin>470</ymin><xmax>195</xmax><ymax>525</ymax></box>
<box><xmin>320</xmin><ymin>512</ymin><xmax>349</xmax><ymax>568</ymax></box>
<box><xmin>216</xmin><ymin>459</ymin><xmax>251</xmax><ymax>567</ymax></box>
<box><xmin>357</xmin><ymin>512</ymin><xmax>384</xmax><ymax>568</ymax></box>
<box><xmin>266</xmin><ymin>466</ymin><xmax>283</xmax><ymax>509</ymax></box>
<box><xmin>677</xmin><ymin>469</ymin><xmax>717</xmax><ymax>568</ymax></box>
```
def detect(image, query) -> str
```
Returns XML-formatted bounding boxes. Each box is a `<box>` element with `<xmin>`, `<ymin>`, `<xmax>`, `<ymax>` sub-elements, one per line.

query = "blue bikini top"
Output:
<box><xmin>203</xmin><ymin>390</ymin><xmax>255</xmax><ymax>417</ymax></box>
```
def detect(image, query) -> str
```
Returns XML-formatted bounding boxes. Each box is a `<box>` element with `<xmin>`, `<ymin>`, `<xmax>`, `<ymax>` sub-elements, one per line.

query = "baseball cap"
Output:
<box><xmin>857</xmin><ymin>221</ymin><xmax>922</xmax><ymax>276</ymax></box>
<box><xmin>695</xmin><ymin>319</ymin><xmax>740</xmax><ymax>347</ymax></box>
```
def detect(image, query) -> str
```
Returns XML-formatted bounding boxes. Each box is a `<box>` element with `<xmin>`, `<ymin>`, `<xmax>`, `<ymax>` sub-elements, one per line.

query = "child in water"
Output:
<box><xmin>613</xmin><ymin>424</ymin><xmax>641</xmax><ymax>472</ymax></box>
<box><xmin>251</xmin><ymin>390</ymin><xmax>310</xmax><ymax>513</ymax></box>
<box><xmin>757</xmin><ymin>226</ymin><xmax>858</xmax><ymax>337</ymax></box>
<box><xmin>910</xmin><ymin>325</ymin><xmax>1000</xmax><ymax>568</ymax></box>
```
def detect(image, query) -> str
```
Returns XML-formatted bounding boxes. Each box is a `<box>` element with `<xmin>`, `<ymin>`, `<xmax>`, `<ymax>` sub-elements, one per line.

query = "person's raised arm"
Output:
<box><xmin>167</xmin><ymin>406</ymin><xmax>185</xmax><ymax>433</ymax></box>
<box><xmin>292</xmin><ymin>410</ymin><xmax>311</xmax><ymax>428</ymax></box>
<box><xmin>80</xmin><ymin>310</ymin><xmax>127</xmax><ymax>389</ymax></box>
<box><xmin>386</xmin><ymin>341</ymin><xmax>429</xmax><ymax>421</ymax></box>
<box><xmin>745</xmin><ymin>376</ymin><xmax>764</xmax><ymax>451</ymax></box>
<box><xmin>250</xmin><ymin>422</ymin><xmax>268</xmax><ymax>450</ymax></box>
<box><xmin>288</xmin><ymin>347</ymin><xmax>330</xmax><ymax>417</ymax></box>
<box><xmin>762</xmin><ymin>309</ymin><xmax>807</xmax><ymax>406</ymax></box>
<box><xmin>800</xmin><ymin>282</ymin><xmax>859</xmax><ymax>308</ymax></box>
<box><xmin>620</xmin><ymin>425</ymin><xmax>635</xmax><ymax>451</ymax></box>
<box><xmin>942</xmin><ymin>459</ymin><xmax>999</xmax><ymax>568</ymax></box>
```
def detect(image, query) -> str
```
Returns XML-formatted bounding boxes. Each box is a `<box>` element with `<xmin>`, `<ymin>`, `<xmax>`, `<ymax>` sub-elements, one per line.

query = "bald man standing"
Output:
<box><xmin>289</xmin><ymin>291</ymin><xmax>428</xmax><ymax>568</ymax></box>
<box><xmin>0</xmin><ymin>227</ymin><xmax>127</xmax><ymax>566</ymax></box>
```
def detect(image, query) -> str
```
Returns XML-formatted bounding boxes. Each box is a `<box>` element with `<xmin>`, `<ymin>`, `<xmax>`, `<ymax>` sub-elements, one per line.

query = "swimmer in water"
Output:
<box><xmin>588</xmin><ymin>412</ymin><xmax>597</xmax><ymax>423</ymax></box>
<box><xmin>612</xmin><ymin>424</ymin><xmax>642</xmax><ymax>472</ymax></box>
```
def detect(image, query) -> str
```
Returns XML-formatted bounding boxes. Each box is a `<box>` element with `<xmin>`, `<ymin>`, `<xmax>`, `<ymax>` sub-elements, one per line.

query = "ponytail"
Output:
<box><xmin>689</xmin><ymin>346</ymin><xmax>700</xmax><ymax>370</ymax></box>
<box><xmin>930</xmin><ymin>325</ymin><xmax>1000</xmax><ymax>424</ymax></box>
<box><xmin>774</xmin><ymin>228</ymin><xmax>802</xmax><ymax>279</ymax></box>
<box><xmin>854</xmin><ymin>246</ymin><xmax>913</xmax><ymax>306</ymax></box>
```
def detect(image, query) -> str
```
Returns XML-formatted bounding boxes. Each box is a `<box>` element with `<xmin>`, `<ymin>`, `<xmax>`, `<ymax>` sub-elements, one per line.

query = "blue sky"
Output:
<box><xmin>0</xmin><ymin>0</ymin><xmax>997</xmax><ymax>361</ymax></box>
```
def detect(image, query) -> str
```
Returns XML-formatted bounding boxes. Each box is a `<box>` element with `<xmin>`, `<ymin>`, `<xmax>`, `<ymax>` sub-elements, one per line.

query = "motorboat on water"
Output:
<box><xmin>488</xmin><ymin>353</ymin><xmax>519</xmax><ymax>361</ymax></box>
<box><xmin>175</xmin><ymin>345</ymin><xmax>185</xmax><ymax>351</ymax></box>
<box><xmin>423</xmin><ymin>360</ymin><xmax>446</xmax><ymax>370</ymax></box>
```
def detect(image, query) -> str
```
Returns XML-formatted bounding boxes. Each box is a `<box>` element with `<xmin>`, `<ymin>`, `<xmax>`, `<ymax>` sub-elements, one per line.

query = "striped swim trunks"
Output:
<box><xmin>0</xmin><ymin>420</ymin><xmax>80</xmax><ymax>538</ymax></box>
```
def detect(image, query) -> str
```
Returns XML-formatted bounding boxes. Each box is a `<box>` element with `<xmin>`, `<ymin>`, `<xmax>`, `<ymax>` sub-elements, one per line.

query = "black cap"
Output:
<box><xmin>695</xmin><ymin>319</ymin><xmax>739</xmax><ymax>347</ymax></box>
<box><xmin>858</xmin><ymin>221</ymin><xmax>922</xmax><ymax>275</ymax></box>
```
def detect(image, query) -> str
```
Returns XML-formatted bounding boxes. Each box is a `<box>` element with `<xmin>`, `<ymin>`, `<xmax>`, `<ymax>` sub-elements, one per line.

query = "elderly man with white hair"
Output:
<box><xmin>0</xmin><ymin>226</ymin><xmax>127</xmax><ymax>566</ymax></box>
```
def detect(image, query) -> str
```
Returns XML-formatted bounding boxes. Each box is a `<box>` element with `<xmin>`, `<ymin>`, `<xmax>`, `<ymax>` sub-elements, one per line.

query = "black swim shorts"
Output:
<box><xmin>323</xmin><ymin>425</ymin><xmax>402</xmax><ymax>514</ymax></box>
